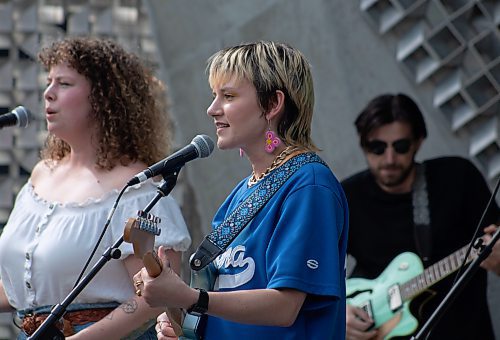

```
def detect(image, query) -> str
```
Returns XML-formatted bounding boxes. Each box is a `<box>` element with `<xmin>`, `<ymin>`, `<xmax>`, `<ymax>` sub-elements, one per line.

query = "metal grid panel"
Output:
<box><xmin>361</xmin><ymin>0</ymin><xmax>500</xmax><ymax>180</ymax></box>
<box><xmin>0</xmin><ymin>0</ymin><xmax>159</xmax><ymax>228</ymax></box>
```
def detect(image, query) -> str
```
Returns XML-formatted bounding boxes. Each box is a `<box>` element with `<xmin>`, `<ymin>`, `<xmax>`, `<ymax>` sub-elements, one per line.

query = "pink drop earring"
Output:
<box><xmin>265</xmin><ymin>120</ymin><xmax>281</xmax><ymax>153</ymax></box>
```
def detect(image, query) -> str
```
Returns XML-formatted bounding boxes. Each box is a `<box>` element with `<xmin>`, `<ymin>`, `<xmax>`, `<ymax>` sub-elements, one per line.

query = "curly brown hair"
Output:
<box><xmin>38</xmin><ymin>36</ymin><xmax>172</xmax><ymax>170</ymax></box>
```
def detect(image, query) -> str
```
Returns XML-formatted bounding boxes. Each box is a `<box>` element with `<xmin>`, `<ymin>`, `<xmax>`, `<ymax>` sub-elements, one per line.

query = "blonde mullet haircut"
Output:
<box><xmin>207</xmin><ymin>41</ymin><xmax>317</xmax><ymax>151</ymax></box>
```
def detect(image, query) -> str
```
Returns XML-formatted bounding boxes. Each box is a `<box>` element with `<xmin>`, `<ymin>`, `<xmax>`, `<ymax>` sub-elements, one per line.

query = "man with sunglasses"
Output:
<box><xmin>342</xmin><ymin>93</ymin><xmax>499</xmax><ymax>340</ymax></box>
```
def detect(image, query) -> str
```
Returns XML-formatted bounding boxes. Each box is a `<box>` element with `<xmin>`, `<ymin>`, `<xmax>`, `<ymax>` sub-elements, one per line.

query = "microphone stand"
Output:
<box><xmin>28</xmin><ymin>169</ymin><xmax>180</xmax><ymax>340</ymax></box>
<box><xmin>411</xmin><ymin>226</ymin><xmax>500</xmax><ymax>340</ymax></box>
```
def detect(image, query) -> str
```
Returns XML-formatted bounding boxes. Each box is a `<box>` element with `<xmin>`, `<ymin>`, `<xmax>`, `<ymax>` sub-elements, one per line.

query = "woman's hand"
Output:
<box><xmin>133</xmin><ymin>246</ymin><xmax>198</xmax><ymax>309</ymax></box>
<box><xmin>155</xmin><ymin>312</ymin><xmax>178</xmax><ymax>340</ymax></box>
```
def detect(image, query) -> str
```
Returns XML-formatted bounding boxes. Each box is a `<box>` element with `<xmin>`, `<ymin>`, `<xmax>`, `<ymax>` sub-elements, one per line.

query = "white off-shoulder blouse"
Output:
<box><xmin>0</xmin><ymin>179</ymin><xmax>191</xmax><ymax>310</ymax></box>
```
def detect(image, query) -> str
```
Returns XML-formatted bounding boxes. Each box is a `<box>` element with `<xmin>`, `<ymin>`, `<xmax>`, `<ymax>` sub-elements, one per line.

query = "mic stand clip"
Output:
<box><xmin>410</xmin><ymin>227</ymin><xmax>500</xmax><ymax>340</ymax></box>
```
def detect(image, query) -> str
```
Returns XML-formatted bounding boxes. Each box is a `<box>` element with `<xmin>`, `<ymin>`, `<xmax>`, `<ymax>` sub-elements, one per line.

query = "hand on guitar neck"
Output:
<box><xmin>480</xmin><ymin>224</ymin><xmax>500</xmax><ymax>275</ymax></box>
<box><xmin>124</xmin><ymin>213</ymin><xmax>188</xmax><ymax>337</ymax></box>
<box><xmin>127</xmin><ymin>212</ymin><xmax>210</xmax><ymax>340</ymax></box>
<box><xmin>346</xmin><ymin>226</ymin><xmax>500</xmax><ymax>340</ymax></box>
<box><xmin>133</xmin><ymin>245</ymin><xmax>200</xmax><ymax>337</ymax></box>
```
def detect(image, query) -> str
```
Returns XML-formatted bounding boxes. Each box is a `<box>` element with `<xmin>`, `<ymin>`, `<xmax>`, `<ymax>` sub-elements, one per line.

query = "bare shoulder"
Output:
<box><xmin>30</xmin><ymin>160</ymin><xmax>53</xmax><ymax>185</ymax></box>
<box><xmin>111</xmin><ymin>161</ymin><xmax>146</xmax><ymax>178</ymax></box>
<box><xmin>101</xmin><ymin>161</ymin><xmax>147</xmax><ymax>188</ymax></box>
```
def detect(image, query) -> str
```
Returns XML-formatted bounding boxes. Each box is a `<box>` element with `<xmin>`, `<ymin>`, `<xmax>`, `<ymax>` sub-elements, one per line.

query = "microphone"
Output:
<box><xmin>127</xmin><ymin>134</ymin><xmax>215</xmax><ymax>186</ymax></box>
<box><xmin>0</xmin><ymin>106</ymin><xmax>31</xmax><ymax>129</ymax></box>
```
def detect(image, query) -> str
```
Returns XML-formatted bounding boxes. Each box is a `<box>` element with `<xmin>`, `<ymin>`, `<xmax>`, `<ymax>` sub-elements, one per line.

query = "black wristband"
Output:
<box><xmin>186</xmin><ymin>288</ymin><xmax>209</xmax><ymax>316</ymax></box>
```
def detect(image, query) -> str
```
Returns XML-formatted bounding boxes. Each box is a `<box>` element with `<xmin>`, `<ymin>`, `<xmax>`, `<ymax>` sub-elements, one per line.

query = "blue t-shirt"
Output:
<box><xmin>203</xmin><ymin>157</ymin><xmax>349</xmax><ymax>339</ymax></box>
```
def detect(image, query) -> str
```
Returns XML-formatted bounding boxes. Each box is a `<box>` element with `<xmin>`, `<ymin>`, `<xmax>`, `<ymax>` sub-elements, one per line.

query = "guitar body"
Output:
<box><xmin>347</xmin><ymin>252</ymin><xmax>423</xmax><ymax>339</ymax></box>
<box><xmin>180</xmin><ymin>263</ymin><xmax>217</xmax><ymax>340</ymax></box>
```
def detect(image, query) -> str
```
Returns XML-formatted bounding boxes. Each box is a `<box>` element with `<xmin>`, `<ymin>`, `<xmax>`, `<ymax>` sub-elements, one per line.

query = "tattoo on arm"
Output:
<box><xmin>104</xmin><ymin>298</ymin><xmax>138</xmax><ymax>321</ymax></box>
<box><xmin>121</xmin><ymin>299</ymin><xmax>139</xmax><ymax>314</ymax></box>
<box><xmin>105</xmin><ymin>310</ymin><xmax>115</xmax><ymax>320</ymax></box>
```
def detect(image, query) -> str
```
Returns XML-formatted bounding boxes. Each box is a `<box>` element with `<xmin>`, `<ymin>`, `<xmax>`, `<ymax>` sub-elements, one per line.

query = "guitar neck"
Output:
<box><xmin>400</xmin><ymin>244</ymin><xmax>476</xmax><ymax>301</ymax></box>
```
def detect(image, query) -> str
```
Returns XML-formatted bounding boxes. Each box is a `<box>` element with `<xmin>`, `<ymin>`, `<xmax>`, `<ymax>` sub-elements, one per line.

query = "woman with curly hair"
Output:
<box><xmin>0</xmin><ymin>37</ymin><xmax>191</xmax><ymax>339</ymax></box>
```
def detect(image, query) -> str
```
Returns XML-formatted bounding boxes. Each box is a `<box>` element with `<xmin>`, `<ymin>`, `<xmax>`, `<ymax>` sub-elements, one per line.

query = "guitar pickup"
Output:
<box><xmin>359</xmin><ymin>300</ymin><xmax>374</xmax><ymax>320</ymax></box>
<box><xmin>387</xmin><ymin>284</ymin><xmax>403</xmax><ymax>311</ymax></box>
<box><xmin>356</xmin><ymin>300</ymin><xmax>375</xmax><ymax>331</ymax></box>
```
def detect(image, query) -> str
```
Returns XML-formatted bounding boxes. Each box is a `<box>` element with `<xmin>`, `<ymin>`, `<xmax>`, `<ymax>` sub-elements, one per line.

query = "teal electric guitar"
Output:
<box><xmin>346</xmin><ymin>243</ymin><xmax>480</xmax><ymax>339</ymax></box>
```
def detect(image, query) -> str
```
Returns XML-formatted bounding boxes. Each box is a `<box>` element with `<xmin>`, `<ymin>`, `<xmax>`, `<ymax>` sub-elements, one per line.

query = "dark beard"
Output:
<box><xmin>378</xmin><ymin>162</ymin><xmax>415</xmax><ymax>188</ymax></box>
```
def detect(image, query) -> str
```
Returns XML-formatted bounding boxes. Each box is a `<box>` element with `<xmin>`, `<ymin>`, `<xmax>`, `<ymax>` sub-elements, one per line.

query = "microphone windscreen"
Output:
<box><xmin>192</xmin><ymin>134</ymin><xmax>215</xmax><ymax>158</ymax></box>
<box><xmin>13</xmin><ymin>106</ymin><xmax>31</xmax><ymax>128</ymax></box>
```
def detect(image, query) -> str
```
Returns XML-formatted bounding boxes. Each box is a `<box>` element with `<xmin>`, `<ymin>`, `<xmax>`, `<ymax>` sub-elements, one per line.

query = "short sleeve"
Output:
<box><xmin>266</xmin><ymin>183</ymin><xmax>347</xmax><ymax>298</ymax></box>
<box><xmin>109</xmin><ymin>182</ymin><xmax>191</xmax><ymax>257</ymax></box>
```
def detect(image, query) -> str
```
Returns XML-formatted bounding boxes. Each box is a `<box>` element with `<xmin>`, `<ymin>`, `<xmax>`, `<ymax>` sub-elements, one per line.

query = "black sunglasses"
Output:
<box><xmin>365</xmin><ymin>138</ymin><xmax>413</xmax><ymax>155</ymax></box>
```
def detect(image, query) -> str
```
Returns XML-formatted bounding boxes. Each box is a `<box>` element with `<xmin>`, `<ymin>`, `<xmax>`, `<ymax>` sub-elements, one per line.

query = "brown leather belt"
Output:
<box><xmin>22</xmin><ymin>307</ymin><xmax>114</xmax><ymax>336</ymax></box>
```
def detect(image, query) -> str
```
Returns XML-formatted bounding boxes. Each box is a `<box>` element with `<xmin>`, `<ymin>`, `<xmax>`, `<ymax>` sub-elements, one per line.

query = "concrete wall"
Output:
<box><xmin>146</xmin><ymin>0</ymin><xmax>499</xmax><ymax>337</ymax></box>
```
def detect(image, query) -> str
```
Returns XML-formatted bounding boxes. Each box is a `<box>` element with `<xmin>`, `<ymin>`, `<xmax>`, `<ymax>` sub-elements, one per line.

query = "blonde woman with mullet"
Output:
<box><xmin>137</xmin><ymin>41</ymin><xmax>349</xmax><ymax>340</ymax></box>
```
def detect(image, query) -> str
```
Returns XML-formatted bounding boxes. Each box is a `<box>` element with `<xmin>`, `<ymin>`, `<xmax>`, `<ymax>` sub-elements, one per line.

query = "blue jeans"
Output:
<box><xmin>17</xmin><ymin>302</ymin><xmax>157</xmax><ymax>339</ymax></box>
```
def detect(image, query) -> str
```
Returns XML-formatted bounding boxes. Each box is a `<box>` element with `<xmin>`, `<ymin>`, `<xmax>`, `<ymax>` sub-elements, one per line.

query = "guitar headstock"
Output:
<box><xmin>123</xmin><ymin>210</ymin><xmax>163</xmax><ymax>277</ymax></box>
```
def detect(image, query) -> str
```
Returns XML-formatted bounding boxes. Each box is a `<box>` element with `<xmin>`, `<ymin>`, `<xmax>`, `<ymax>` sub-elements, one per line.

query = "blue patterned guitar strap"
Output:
<box><xmin>190</xmin><ymin>152</ymin><xmax>326</xmax><ymax>271</ymax></box>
